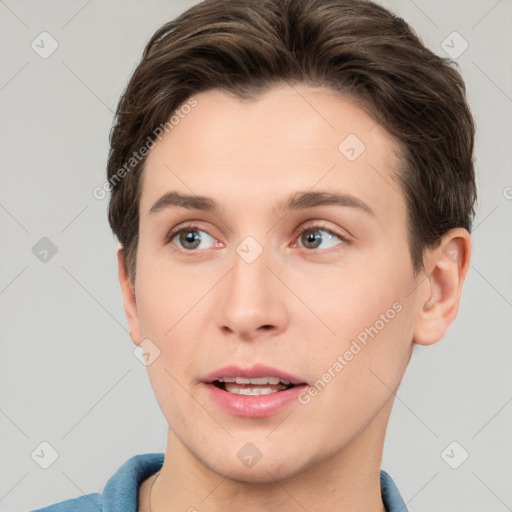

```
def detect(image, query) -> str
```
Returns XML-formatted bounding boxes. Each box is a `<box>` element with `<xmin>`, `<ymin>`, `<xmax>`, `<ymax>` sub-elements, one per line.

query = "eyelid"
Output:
<box><xmin>291</xmin><ymin>220</ymin><xmax>352</xmax><ymax>243</ymax></box>
<box><xmin>164</xmin><ymin>222</ymin><xmax>220</xmax><ymax>247</ymax></box>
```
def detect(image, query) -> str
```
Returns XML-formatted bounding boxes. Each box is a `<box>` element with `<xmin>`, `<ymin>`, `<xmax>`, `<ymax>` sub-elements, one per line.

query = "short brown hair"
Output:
<box><xmin>107</xmin><ymin>0</ymin><xmax>477</xmax><ymax>287</ymax></box>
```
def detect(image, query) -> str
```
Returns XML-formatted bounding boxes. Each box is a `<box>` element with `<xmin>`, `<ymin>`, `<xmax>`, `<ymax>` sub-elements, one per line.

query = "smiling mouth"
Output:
<box><xmin>211</xmin><ymin>377</ymin><xmax>296</xmax><ymax>395</ymax></box>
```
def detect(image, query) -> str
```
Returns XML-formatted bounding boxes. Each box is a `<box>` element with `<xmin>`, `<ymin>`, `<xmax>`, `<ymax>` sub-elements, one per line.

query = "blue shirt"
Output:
<box><xmin>31</xmin><ymin>453</ymin><xmax>408</xmax><ymax>511</ymax></box>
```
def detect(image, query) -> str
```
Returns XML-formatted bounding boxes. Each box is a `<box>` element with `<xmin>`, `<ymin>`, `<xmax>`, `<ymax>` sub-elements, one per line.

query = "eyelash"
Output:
<box><xmin>165</xmin><ymin>222</ymin><xmax>350</xmax><ymax>253</ymax></box>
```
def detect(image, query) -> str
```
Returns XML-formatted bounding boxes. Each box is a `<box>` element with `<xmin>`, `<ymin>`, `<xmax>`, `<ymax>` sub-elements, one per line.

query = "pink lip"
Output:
<box><xmin>201</xmin><ymin>363</ymin><xmax>307</xmax><ymax>386</ymax></box>
<box><xmin>200</xmin><ymin>364</ymin><xmax>308</xmax><ymax>418</ymax></box>
<box><xmin>203</xmin><ymin>382</ymin><xmax>308</xmax><ymax>417</ymax></box>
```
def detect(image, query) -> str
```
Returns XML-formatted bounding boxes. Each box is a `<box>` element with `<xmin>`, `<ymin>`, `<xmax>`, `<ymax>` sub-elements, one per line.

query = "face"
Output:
<box><xmin>122</xmin><ymin>84</ymin><xmax>426</xmax><ymax>482</ymax></box>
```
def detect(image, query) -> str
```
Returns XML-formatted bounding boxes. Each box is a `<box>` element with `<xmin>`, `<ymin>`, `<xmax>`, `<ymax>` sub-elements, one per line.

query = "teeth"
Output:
<box><xmin>224</xmin><ymin>385</ymin><xmax>280</xmax><ymax>395</ymax></box>
<box><xmin>217</xmin><ymin>376</ymin><xmax>291</xmax><ymax>385</ymax></box>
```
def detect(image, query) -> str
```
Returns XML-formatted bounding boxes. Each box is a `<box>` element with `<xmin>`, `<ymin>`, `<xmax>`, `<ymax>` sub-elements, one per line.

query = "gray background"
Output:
<box><xmin>0</xmin><ymin>0</ymin><xmax>511</xmax><ymax>510</ymax></box>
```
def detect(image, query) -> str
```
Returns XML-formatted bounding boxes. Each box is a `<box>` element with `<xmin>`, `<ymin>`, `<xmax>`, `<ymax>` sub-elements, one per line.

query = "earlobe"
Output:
<box><xmin>117</xmin><ymin>246</ymin><xmax>141</xmax><ymax>346</ymax></box>
<box><xmin>413</xmin><ymin>228</ymin><xmax>471</xmax><ymax>346</ymax></box>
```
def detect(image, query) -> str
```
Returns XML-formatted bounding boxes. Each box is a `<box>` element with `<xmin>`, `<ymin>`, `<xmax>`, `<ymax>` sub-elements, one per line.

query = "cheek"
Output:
<box><xmin>135</xmin><ymin>247</ymin><xmax>202</xmax><ymax>337</ymax></box>
<box><xmin>291</xmin><ymin>253</ymin><xmax>414</xmax><ymax>403</ymax></box>
<box><xmin>296</xmin><ymin>299</ymin><xmax>413</xmax><ymax>444</ymax></box>
<box><xmin>142</xmin><ymin>323</ymin><xmax>201</xmax><ymax>429</ymax></box>
<box><xmin>134</xmin><ymin>264</ymin><xmax>202</xmax><ymax>414</ymax></box>
<box><xmin>289</xmin><ymin>251</ymin><xmax>409</xmax><ymax>338</ymax></box>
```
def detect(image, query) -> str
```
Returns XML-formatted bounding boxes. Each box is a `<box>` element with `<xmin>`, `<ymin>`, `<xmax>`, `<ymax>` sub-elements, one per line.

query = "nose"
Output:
<box><xmin>215</xmin><ymin>241</ymin><xmax>288</xmax><ymax>342</ymax></box>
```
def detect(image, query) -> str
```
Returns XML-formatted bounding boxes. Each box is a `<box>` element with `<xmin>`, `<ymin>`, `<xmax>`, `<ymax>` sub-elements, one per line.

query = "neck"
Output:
<box><xmin>143</xmin><ymin>400</ymin><xmax>393</xmax><ymax>512</ymax></box>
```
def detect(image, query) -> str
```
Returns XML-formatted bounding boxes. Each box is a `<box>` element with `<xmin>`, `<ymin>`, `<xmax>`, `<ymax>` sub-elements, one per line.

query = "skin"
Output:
<box><xmin>117</xmin><ymin>84</ymin><xmax>471</xmax><ymax>512</ymax></box>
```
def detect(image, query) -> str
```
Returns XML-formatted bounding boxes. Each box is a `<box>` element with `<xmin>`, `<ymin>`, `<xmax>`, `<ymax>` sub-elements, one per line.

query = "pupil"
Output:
<box><xmin>304</xmin><ymin>230</ymin><xmax>321</xmax><ymax>248</ymax></box>
<box><xmin>182</xmin><ymin>230</ymin><xmax>200</xmax><ymax>249</ymax></box>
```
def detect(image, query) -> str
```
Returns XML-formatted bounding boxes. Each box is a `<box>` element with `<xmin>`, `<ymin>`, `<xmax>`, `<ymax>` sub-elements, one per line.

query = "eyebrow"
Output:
<box><xmin>148</xmin><ymin>190</ymin><xmax>375</xmax><ymax>217</ymax></box>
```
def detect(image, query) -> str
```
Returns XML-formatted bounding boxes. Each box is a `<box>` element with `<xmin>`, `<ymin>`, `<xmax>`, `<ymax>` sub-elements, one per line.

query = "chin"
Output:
<box><xmin>200</xmin><ymin>447</ymin><xmax>316</xmax><ymax>484</ymax></box>
<box><xmin>220</xmin><ymin>462</ymin><xmax>302</xmax><ymax>484</ymax></box>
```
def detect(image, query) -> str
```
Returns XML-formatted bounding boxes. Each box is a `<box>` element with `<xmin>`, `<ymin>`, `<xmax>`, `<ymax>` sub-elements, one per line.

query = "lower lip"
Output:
<box><xmin>203</xmin><ymin>383</ymin><xmax>308</xmax><ymax>417</ymax></box>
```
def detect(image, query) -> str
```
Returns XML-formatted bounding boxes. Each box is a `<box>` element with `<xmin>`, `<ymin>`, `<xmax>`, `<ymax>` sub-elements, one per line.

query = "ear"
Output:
<box><xmin>413</xmin><ymin>228</ymin><xmax>471</xmax><ymax>346</ymax></box>
<box><xmin>117</xmin><ymin>246</ymin><xmax>141</xmax><ymax>347</ymax></box>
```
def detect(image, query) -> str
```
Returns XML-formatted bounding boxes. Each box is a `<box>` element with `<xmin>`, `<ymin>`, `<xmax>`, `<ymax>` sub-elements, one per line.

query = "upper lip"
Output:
<box><xmin>202</xmin><ymin>364</ymin><xmax>308</xmax><ymax>386</ymax></box>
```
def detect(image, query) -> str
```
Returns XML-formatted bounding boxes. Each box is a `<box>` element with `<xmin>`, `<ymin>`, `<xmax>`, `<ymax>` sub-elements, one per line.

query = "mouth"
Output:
<box><xmin>210</xmin><ymin>376</ymin><xmax>297</xmax><ymax>395</ymax></box>
<box><xmin>202</xmin><ymin>364</ymin><xmax>308</xmax><ymax>396</ymax></box>
<box><xmin>202</xmin><ymin>367</ymin><xmax>309</xmax><ymax>417</ymax></box>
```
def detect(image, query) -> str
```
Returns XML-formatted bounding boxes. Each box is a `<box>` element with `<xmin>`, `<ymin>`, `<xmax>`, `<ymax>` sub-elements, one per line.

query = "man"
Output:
<box><xmin>34</xmin><ymin>0</ymin><xmax>476</xmax><ymax>510</ymax></box>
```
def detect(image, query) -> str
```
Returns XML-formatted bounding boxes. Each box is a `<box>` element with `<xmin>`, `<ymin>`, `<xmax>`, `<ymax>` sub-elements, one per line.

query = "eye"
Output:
<box><xmin>292</xmin><ymin>223</ymin><xmax>348</xmax><ymax>251</ymax></box>
<box><xmin>165</xmin><ymin>222</ymin><xmax>349</xmax><ymax>253</ymax></box>
<box><xmin>166</xmin><ymin>224</ymin><xmax>218</xmax><ymax>251</ymax></box>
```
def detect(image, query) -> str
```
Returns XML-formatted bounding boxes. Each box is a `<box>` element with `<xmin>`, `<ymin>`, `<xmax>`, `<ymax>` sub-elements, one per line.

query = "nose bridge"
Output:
<box><xmin>215</xmin><ymin>233</ymin><xmax>287</xmax><ymax>338</ymax></box>
<box><xmin>233</xmin><ymin>234</ymin><xmax>269</xmax><ymax>289</ymax></box>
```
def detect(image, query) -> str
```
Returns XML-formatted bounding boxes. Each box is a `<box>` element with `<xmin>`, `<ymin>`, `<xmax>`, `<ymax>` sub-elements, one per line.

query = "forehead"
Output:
<box><xmin>140</xmin><ymin>84</ymin><xmax>404</xmax><ymax>225</ymax></box>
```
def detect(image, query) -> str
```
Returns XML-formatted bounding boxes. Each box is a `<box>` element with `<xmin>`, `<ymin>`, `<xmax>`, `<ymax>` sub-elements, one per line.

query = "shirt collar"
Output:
<box><xmin>102</xmin><ymin>453</ymin><xmax>408</xmax><ymax>512</ymax></box>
